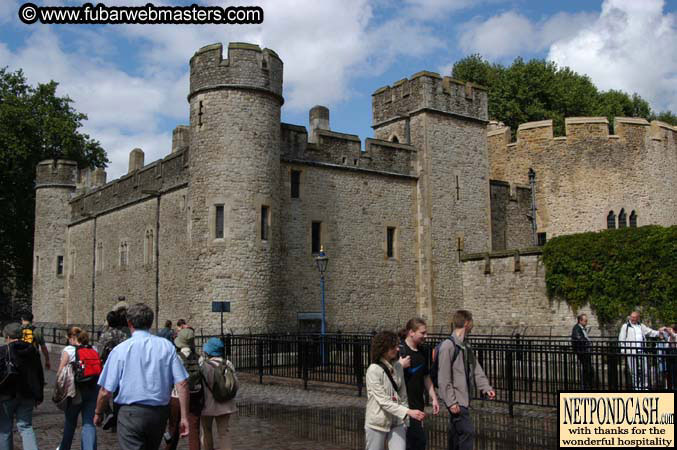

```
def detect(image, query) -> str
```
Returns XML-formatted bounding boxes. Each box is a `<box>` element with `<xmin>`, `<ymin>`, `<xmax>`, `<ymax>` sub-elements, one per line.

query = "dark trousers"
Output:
<box><xmin>117</xmin><ymin>404</ymin><xmax>170</xmax><ymax>450</ymax></box>
<box><xmin>406</xmin><ymin>417</ymin><xmax>427</xmax><ymax>450</ymax></box>
<box><xmin>577</xmin><ymin>353</ymin><xmax>596</xmax><ymax>389</ymax></box>
<box><xmin>448</xmin><ymin>406</ymin><xmax>474</xmax><ymax>450</ymax></box>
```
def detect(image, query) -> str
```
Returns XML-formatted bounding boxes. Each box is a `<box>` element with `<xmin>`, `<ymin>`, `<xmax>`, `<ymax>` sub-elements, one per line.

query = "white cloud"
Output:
<box><xmin>548</xmin><ymin>0</ymin><xmax>677</xmax><ymax>112</ymax></box>
<box><xmin>458</xmin><ymin>10</ymin><xmax>596</xmax><ymax>60</ymax></box>
<box><xmin>0</xmin><ymin>0</ymin><xmax>19</xmax><ymax>24</ymax></box>
<box><xmin>0</xmin><ymin>0</ymin><xmax>475</xmax><ymax>179</ymax></box>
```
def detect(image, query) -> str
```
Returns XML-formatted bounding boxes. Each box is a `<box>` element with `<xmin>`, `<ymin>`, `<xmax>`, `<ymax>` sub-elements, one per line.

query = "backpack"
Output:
<box><xmin>99</xmin><ymin>329</ymin><xmax>127</xmax><ymax>364</ymax></box>
<box><xmin>430</xmin><ymin>337</ymin><xmax>461</xmax><ymax>388</ymax></box>
<box><xmin>73</xmin><ymin>345</ymin><xmax>102</xmax><ymax>384</ymax></box>
<box><xmin>202</xmin><ymin>359</ymin><xmax>238</xmax><ymax>402</ymax></box>
<box><xmin>178</xmin><ymin>351</ymin><xmax>204</xmax><ymax>414</ymax></box>
<box><xmin>0</xmin><ymin>344</ymin><xmax>19</xmax><ymax>388</ymax></box>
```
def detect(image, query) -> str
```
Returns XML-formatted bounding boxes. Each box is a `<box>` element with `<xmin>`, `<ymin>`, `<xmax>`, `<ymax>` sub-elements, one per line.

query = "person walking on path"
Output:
<box><xmin>571</xmin><ymin>313</ymin><xmax>596</xmax><ymax>390</ymax></box>
<box><xmin>94</xmin><ymin>303</ymin><xmax>190</xmax><ymax>450</ymax></box>
<box><xmin>158</xmin><ymin>321</ymin><xmax>174</xmax><ymax>342</ymax></box>
<box><xmin>618</xmin><ymin>311</ymin><xmax>666</xmax><ymax>390</ymax></box>
<box><xmin>200</xmin><ymin>338</ymin><xmax>238</xmax><ymax>450</ymax></box>
<box><xmin>20</xmin><ymin>313</ymin><xmax>50</xmax><ymax>371</ymax></box>
<box><xmin>365</xmin><ymin>330</ymin><xmax>425</xmax><ymax>450</ymax></box>
<box><xmin>0</xmin><ymin>323</ymin><xmax>44</xmax><ymax>450</ymax></box>
<box><xmin>398</xmin><ymin>318</ymin><xmax>440</xmax><ymax>450</ymax></box>
<box><xmin>96</xmin><ymin>310</ymin><xmax>129</xmax><ymax>432</ymax></box>
<box><xmin>438</xmin><ymin>310</ymin><xmax>495</xmax><ymax>450</ymax></box>
<box><xmin>56</xmin><ymin>327</ymin><xmax>100</xmax><ymax>450</ymax></box>
<box><xmin>164</xmin><ymin>328</ymin><xmax>201</xmax><ymax>450</ymax></box>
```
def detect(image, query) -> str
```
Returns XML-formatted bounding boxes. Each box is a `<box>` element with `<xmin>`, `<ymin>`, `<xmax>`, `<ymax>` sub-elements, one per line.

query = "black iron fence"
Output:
<box><xmin>34</xmin><ymin>326</ymin><xmax>676</xmax><ymax>412</ymax></box>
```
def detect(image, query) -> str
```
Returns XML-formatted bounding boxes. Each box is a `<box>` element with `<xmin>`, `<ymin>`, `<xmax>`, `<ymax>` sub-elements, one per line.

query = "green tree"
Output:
<box><xmin>0</xmin><ymin>68</ymin><xmax>107</xmax><ymax>320</ymax></box>
<box><xmin>452</xmin><ymin>55</ymin><xmax>675</xmax><ymax>135</ymax></box>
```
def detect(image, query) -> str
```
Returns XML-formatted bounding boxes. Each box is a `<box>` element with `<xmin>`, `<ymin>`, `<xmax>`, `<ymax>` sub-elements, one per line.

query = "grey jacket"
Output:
<box><xmin>437</xmin><ymin>336</ymin><xmax>492</xmax><ymax>408</ymax></box>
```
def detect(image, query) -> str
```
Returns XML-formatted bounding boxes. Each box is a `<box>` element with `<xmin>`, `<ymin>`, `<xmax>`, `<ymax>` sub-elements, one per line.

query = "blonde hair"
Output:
<box><xmin>67</xmin><ymin>326</ymin><xmax>90</xmax><ymax>345</ymax></box>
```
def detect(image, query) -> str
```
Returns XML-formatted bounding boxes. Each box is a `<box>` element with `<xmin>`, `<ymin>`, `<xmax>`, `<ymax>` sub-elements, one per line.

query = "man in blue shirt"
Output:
<box><xmin>93</xmin><ymin>303</ymin><xmax>189</xmax><ymax>449</ymax></box>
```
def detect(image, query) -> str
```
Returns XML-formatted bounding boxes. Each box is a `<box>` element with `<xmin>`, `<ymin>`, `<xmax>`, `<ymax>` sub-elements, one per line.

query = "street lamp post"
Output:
<box><xmin>314</xmin><ymin>246</ymin><xmax>329</xmax><ymax>366</ymax></box>
<box><xmin>314</xmin><ymin>246</ymin><xmax>329</xmax><ymax>335</ymax></box>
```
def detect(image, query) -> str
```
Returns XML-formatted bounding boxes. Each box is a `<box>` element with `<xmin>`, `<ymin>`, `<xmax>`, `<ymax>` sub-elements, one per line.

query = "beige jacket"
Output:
<box><xmin>365</xmin><ymin>358</ymin><xmax>409</xmax><ymax>432</ymax></box>
<box><xmin>437</xmin><ymin>337</ymin><xmax>492</xmax><ymax>409</ymax></box>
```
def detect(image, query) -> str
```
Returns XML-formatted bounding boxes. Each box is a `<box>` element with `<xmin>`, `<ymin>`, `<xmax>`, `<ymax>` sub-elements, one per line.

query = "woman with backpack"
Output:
<box><xmin>200</xmin><ymin>337</ymin><xmax>238</xmax><ymax>450</ymax></box>
<box><xmin>56</xmin><ymin>326</ymin><xmax>100</xmax><ymax>450</ymax></box>
<box><xmin>365</xmin><ymin>331</ymin><xmax>425</xmax><ymax>450</ymax></box>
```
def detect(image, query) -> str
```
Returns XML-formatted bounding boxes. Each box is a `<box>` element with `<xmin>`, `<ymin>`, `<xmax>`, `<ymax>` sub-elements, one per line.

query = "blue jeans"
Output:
<box><xmin>59</xmin><ymin>382</ymin><xmax>98</xmax><ymax>450</ymax></box>
<box><xmin>0</xmin><ymin>395</ymin><xmax>39</xmax><ymax>450</ymax></box>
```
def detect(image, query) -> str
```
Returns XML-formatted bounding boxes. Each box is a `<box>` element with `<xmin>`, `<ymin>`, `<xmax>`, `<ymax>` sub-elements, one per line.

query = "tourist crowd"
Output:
<box><xmin>0</xmin><ymin>306</ymin><xmax>675</xmax><ymax>450</ymax></box>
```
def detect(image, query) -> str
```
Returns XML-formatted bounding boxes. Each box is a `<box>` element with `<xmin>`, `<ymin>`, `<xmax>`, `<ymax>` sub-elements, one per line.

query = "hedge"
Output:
<box><xmin>542</xmin><ymin>225</ymin><xmax>677</xmax><ymax>327</ymax></box>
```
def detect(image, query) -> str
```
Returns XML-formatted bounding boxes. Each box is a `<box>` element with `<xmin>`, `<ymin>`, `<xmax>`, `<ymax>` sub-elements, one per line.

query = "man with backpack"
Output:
<box><xmin>164</xmin><ymin>327</ymin><xmax>201</xmax><ymax>450</ymax></box>
<box><xmin>398</xmin><ymin>318</ymin><xmax>440</xmax><ymax>450</ymax></box>
<box><xmin>438</xmin><ymin>310</ymin><xmax>495</xmax><ymax>450</ymax></box>
<box><xmin>20</xmin><ymin>313</ymin><xmax>50</xmax><ymax>371</ymax></box>
<box><xmin>0</xmin><ymin>322</ymin><xmax>44</xmax><ymax>450</ymax></box>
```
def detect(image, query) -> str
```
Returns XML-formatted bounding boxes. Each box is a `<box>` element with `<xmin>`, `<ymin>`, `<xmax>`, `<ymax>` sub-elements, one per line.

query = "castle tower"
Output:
<box><xmin>187</xmin><ymin>42</ymin><xmax>283</xmax><ymax>331</ymax></box>
<box><xmin>33</xmin><ymin>159</ymin><xmax>78</xmax><ymax>323</ymax></box>
<box><xmin>372</xmin><ymin>74</ymin><xmax>491</xmax><ymax>326</ymax></box>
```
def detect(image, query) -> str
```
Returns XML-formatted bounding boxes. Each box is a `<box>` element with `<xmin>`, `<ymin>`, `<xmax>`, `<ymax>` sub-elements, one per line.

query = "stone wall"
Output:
<box><xmin>461</xmin><ymin>250</ymin><xmax>601</xmax><ymax>336</ymax></box>
<box><xmin>277</xmin><ymin>162</ymin><xmax>419</xmax><ymax>331</ymax></box>
<box><xmin>490</xmin><ymin>180</ymin><xmax>533</xmax><ymax>251</ymax></box>
<box><xmin>488</xmin><ymin>117</ymin><xmax>677</xmax><ymax>239</ymax></box>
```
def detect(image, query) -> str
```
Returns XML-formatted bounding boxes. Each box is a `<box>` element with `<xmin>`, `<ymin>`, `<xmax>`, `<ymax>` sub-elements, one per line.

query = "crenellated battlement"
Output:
<box><xmin>489</xmin><ymin>117</ymin><xmax>677</xmax><ymax>152</ymax></box>
<box><xmin>372</xmin><ymin>72</ymin><xmax>488</xmax><ymax>127</ymax></box>
<box><xmin>189</xmin><ymin>42</ymin><xmax>283</xmax><ymax>102</ymax></box>
<box><xmin>35</xmin><ymin>159</ymin><xmax>78</xmax><ymax>189</ymax></box>
<box><xmin>69</xmin><ymin>149</ymin><xmax>189</xmax><ymax>223</ymax></box>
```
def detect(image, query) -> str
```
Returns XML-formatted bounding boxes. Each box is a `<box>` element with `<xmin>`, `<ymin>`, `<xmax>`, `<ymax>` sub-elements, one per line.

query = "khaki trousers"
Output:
<box><xmin>201</xmin><ymin>414</ymin><xmax>232</xmax><ymax>450</ymax></box>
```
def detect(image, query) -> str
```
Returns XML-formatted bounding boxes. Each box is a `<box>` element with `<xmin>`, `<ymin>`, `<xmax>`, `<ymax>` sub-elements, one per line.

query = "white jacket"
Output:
<box><xmin>365</xmin><ymin>358</ymin><xmax>409</xmax><ymax>432</ymax></box>
<box><xmin>618</xmin><ymin>322</ymin><xmax>659</xmax><ymax>354</ymax></box>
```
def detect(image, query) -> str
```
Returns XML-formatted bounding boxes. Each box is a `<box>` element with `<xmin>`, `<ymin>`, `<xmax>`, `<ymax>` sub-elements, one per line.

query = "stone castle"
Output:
<box><xmin>32</xmin><ymin>42</ymin><xmax>677</xmax><ymax>334</ymax></box>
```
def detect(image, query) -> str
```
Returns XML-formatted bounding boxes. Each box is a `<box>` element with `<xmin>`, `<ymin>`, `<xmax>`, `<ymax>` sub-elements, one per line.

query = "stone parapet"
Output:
<box><xmin>189</xmin><ymin>42</ymin><xmax>283</xmax><ymax>103</ymax></box>
<box><xmin>372</xmin><ymin>72</ymin><xmax>488</xmax><ymax>127</ymax></box>
<box><xmin>69</xmin><ymin>149</ymin><xmax>189</xmax><ymax>222</ymax></box>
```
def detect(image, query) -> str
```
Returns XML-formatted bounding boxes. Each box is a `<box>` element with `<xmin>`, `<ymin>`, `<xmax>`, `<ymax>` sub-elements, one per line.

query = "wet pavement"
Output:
<box><xmin>10</xmin><ymin>345</ymin><xmax>557</xmax><ymax>449</ymax></box>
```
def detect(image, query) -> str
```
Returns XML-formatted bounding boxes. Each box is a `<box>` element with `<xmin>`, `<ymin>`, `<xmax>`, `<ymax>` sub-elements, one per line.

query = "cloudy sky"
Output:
<box><xmin>1</xmin><ymin>0</ymin><xmax>675</xmax><ymax>179</ymax></box>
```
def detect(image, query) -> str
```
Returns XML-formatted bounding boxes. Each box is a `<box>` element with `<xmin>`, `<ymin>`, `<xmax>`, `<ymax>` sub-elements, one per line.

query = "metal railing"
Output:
<box><xmin>32</xmin><ymin>326</ymin><xmax>676</xmax><ymax>413</ymax></box>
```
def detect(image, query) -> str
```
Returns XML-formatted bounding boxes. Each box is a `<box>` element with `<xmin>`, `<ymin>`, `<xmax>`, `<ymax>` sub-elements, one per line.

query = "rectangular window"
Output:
<box><xmin>291</xmin><ymin>170</ymin><xmax>300</xmax><ymax>198</ymax></box>
<box><xmin>537</xmin><ymin>232</ymin><xmax>547</xmax><ymax>246</ymax></box>
<box><xmin>56</xmin><ymin>255</ymin><xmax>64</xmax><ymax>275</ymax></box>
<box><xmin>386</xmin><ymin>227</ymin><xmax>396</xmax><ymax>258</ymax></box>
<box><xmin>215</xmin><ymin>204</ymin><xmax>224</xmax><ymax>239</ymax></box>
<box><xmin>35</xmin><ymin>255</ymin><xmax>39</xmax><ymax>276</ymax></box>
<box><xmin>312</xmin><ymin>221</ymin><xmax>321</xmax><ymax>254</ymax></box>
<box><xmin>261</xmin><ymin>205</ymin><xmax>269</xmax><ymax>240</ymax></box>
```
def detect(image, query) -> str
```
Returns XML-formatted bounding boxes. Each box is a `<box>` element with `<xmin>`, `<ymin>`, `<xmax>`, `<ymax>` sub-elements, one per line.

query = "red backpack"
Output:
<box><xmin>73</xmin><ymin>345</ymin><xmax>102</xmax><ymax>383</ymax></box>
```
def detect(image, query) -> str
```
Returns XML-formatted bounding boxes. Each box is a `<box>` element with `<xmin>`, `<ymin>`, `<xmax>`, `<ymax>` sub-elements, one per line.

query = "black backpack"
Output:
<box><xmin>430</xmin><ymin>337</ymin><xmax>461</xmax><ymax>389</ymax></box>
<box><xmin>0</xmin><ymin>344</ymin><xmax>19</xmax><ymax>388</ymax></box>
<box><xmin>178</xmin><ymin>351</ymin><xmax>204</xmax><ymax>414</ymax></box>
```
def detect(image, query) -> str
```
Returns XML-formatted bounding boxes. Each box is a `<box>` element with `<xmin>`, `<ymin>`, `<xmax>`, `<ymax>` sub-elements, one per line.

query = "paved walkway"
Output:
<box><xmin>10</xmin><ymin>346</ymin><xmax>557</xmax><ymax>449</ymax></box>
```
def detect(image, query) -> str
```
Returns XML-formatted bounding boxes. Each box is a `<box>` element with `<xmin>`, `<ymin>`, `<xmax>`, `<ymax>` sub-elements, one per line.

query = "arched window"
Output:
<box><xmin>390</xmin><ymin>135</ymin><xmax>399</xmax><ymax>143</ymax></box>
<box><xmin>618</xmin><ymin>209</ymin><xmax>627</xmax><ymax>228</ymax></box>
<box><xmin>119</xmin><ymin>241</ymin><xmax>129</xmax><ymax>267</ymax></box>
<box><xmin>607</xmin><ymin>210</ymin><xmax>616</xmax><ymax>229</ymax></box>
<box><xmin>629</xmin><ymin>210</ymin><xmax>637</xmax><ymax>228</ymax></box>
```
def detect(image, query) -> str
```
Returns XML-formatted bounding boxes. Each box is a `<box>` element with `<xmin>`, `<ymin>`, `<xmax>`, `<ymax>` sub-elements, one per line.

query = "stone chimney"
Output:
<box><xmin>309</xmin><ymin>105</ymin><xmax>330</xmax><ymax>144</ymax></box>
<box><xmin>172</xmin><ymin>125</ymin><xmax>190</xmax><ymax>154</ymax></box>
<box><xmin>128</xmin><ymin>148</ymin><xmax>144</xmax><ymax>173</ymax></box>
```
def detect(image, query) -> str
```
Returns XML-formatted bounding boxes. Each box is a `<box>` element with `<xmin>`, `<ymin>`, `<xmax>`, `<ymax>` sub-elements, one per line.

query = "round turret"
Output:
<box><xmin>33</xmin><ymin>159</ymin><xmax>78</xmax><ymax>323</ymax></box>
<box><xmin>186</xmin><ymin>42</ymin><xmax>284</xmax><ymax>332</ymax></box>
